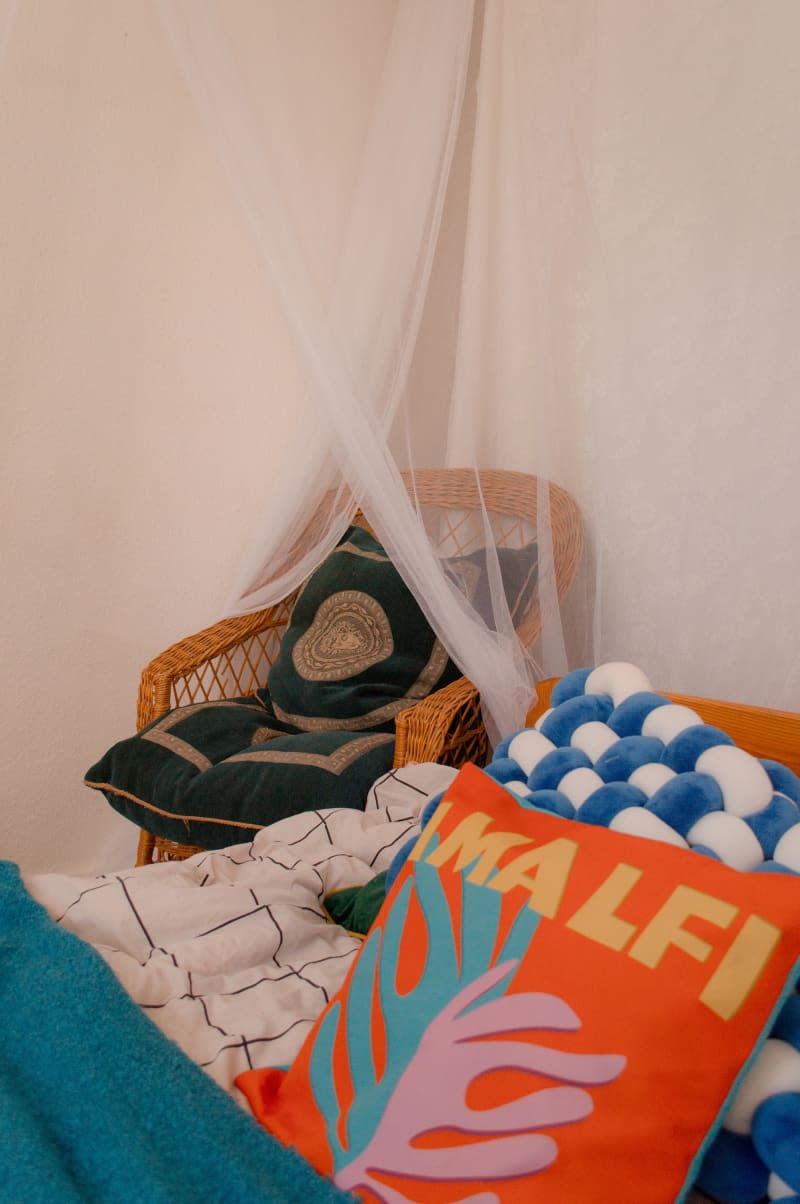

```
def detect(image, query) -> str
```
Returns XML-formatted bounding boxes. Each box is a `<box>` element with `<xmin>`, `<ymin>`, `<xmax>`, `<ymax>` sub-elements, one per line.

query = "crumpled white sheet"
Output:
<box><xmin>26</xmin><ymin>762</ymin><xmax>457</xmax><ymax>1105</ymax></box>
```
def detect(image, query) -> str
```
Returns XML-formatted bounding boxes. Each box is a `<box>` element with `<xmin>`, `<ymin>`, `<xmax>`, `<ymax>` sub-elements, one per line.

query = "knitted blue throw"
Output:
<box><xmin>0</xmin><ymin>860</ymin><xmax>351</xmax><ymax>1204</ymax></box>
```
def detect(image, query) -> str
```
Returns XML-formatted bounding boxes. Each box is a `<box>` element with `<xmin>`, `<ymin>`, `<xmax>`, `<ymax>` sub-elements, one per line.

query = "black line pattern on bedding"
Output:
<box><xmin>26</xmin><ymin>765</ymin><xmax>454</xmax><ymax>1106</ymax></box>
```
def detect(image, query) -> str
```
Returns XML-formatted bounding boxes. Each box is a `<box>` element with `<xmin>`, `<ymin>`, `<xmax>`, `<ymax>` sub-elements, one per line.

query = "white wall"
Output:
<box><xmin>413</xmin><ymin>0</ymin><xmax>800</xmax><ymax>710</ymax></box>
<box><xmin>3</xmin><ymin>1</ymin><xmax>798</xmax><ymax>873</ymax></box>
<box><xmin>583</xmin><ymin>2</ymin><xmax>800</xmax><ymax>707</ymax></box>
<box><xmin>1</xmin><ymin>0</ymin><xmax>401</xmax><ymax>875</ymax></box>
<box><xmin>0</xmin><ymin>0</ymin><xmax>352</xmax><ymax>873</ymax></box>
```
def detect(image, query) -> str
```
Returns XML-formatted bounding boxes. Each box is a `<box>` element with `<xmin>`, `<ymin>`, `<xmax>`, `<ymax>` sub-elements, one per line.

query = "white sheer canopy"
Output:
<box><xmin>3</xmin><ymin>0</ymin><xmax>799</xmax><ymax>803</ymax></box>
<box><xmin>153</xmin><ymin>0</ymin><xmax>572</xmax><ymax>744</ymax></box>
<box><xmin>151</xmin><ymin>0</ymin><xmax>800</xmax><ymax>732</ymax></box>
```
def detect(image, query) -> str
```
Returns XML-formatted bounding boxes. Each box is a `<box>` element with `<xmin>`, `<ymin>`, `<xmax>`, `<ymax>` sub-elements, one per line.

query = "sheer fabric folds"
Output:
<box><xmin>154</xmin><ymin>0</ymin><xmax>800</xmax><ymax>721</ymax></box>
<box><xmin>154</xmin><ymin>0</ymin><xmax>578</xmax><ymax>743</ymax></box>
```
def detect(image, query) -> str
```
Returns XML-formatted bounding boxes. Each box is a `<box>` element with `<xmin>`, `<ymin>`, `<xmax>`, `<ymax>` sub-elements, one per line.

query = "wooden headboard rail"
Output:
<box><xmin>526</xmin><ymin>679</ymin><xmax>800</xmax><ymax>779</ymax></box>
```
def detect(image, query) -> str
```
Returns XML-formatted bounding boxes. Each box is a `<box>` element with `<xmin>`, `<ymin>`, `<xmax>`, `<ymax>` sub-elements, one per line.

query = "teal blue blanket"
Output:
<box><xmin>0</xmin><ymin>861</ymin><xmax>350</xmax><ymax>1204</ymax></box>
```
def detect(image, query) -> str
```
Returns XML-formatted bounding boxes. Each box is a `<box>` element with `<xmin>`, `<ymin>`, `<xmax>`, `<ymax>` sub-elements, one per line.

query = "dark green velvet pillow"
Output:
<box><xmin>324</xmin><ymin>871</ymin><xmax>388</xmax><ymax>936</ymax></box>
<box><xmin>443</xmin><ymin>541</ymin><xmax>538</xmax><ymax>626</ymax></box>
<box><xmin>85</xmin><ymin>697</ymin><xmax>396</xmax><ymax>849</ymax></box>
<box><xmin>264</xmin><ymin>525</ymin><xmax>462</xmax><ymax>732</ymax></box>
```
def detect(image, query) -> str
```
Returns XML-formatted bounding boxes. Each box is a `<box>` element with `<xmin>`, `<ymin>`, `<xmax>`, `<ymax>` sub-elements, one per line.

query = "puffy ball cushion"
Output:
<box><xmin>237</xmin><ymin>762</ymin><xmax>800</xmax><ymax>1204</ymax></box>
<box><xmin>85</xmin><ymin>697</ymin><xmax>395</xmax><ymax>849</ymax></box>
<box><xmin>480</xmin><ymin>661</ymin><xmax>800</xmax><ymax>1204</ymax></box>
<box><xmin>264</xmin><ymin>526</ymin><xmax>461</xmax><ymax>732</ymax></box>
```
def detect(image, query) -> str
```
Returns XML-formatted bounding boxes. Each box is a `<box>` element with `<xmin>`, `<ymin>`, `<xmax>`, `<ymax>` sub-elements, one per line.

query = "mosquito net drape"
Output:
<box><xmin>152</xmin><ymin>0</ymin><xmax>800</xmax><ymax>730</ymax></box>
<box><xmin>151</xmin><ymin>0</ymin><xmax>580</xmax><ymax>745</ymax></box>
<box><xmin>3</xmin><ymin>0</ymin><xmax>798</xmax><ymax>774</ymax></box>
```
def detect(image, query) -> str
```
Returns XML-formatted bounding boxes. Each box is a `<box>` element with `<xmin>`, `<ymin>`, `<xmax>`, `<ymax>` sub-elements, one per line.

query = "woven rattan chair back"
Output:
<box><xmin>395</xmin><ymin>468</ymin><xmax>582</xmax><ymax>651</ymax></box>
<box><xmin>137</xmin><ymin>468</ymin><xmax>582</xmax><ymax>728</ymax></box>
<box><xmin>133</xmin><ymin>468</ymin><xmax>583</xmax><ymax>864</ymax></box>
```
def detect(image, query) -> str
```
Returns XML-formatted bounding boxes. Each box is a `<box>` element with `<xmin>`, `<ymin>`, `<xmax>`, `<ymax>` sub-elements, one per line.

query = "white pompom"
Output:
<box><xmin>686</xmin><ymin>811</ymin><xmax>764</xmax><ymax>871</ymax></box>
<box><xmin>768</xmin><ymin>1171</ymin><xmax>797</xmax><ymax>1200</ymax></box>
<box><xmin>507</xmin><ymin>729</ymin><xmax>557</xmax><ymax>777</ymax></box>
<box><xmin>534</xmin><ymin>707</ymin><xmax>554</xmax><ymax>731</ymax></box>
<box><xmin>505</xmin><ymin>781</ymin><xmax>533</xmax><ymax>801</ymax></box>
<box><xmin>773</xmin><ymin>824</ymin><xmax>800</xmax><ymax>873</ymax></box>
<box><xmin>695</xmin><ymin>744</ymin><xmax>774</xmax><ymax>818</ymax></box>
<box><xmin>570</xmin><ymin>721</ymin><xmax>619</xmax><ymax>763</ymax></box>
<box><xmin>558</xmin><ymin>767</ymin><xmax>606</xmax><ymax>810</ymax></box>
<box><xmin>642</xmin><ymin>704</ymin><xmax>703</xmax><ymax>743</ymax></box>
<box><xmin>628</xmin><ymin>763</ymin><xmax>677</xmax><ymax>797</ymax></box>
<box><xmin>724</xmin><ymin>1039</ymin><xmax>800</xmax><ymax>1135</ymax></box>
<box><xmin>609</xmin><ymin>807</ymin><xmax>688</xmax><ymax>848</ymax></box>
<box><xmin>584</xmin><ymin>662</ymin><xmax>653</xmax><ymax>706</ymax></box>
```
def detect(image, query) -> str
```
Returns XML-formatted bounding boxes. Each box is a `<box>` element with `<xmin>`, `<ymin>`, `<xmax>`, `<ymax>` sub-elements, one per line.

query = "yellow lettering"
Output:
<box><xmin>485</xmin><ymin>838</ymin><xmax>579</xmax><ymax>918</ymax></box>
<box><xmin>566</xmin><ymin>864</ymin><xmax>643</xmax><ymax>951</ymax></box>
<box><xmin>629</xmin><ymin>885</ymin><xmax>738</xmax><ymax>970</ymax></box>
<box><xmin>700</xmin><ymin>914</ymin><xmax>782</xmax><ymax>1021</ymax></box>
<box><xmin>422</xmin><ymin>811</ymin><xmax>531</xmax><ymax>883</ymax></box>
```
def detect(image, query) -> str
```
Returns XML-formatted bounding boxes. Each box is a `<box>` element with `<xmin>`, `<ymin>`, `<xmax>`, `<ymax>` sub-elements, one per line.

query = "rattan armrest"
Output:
<box><xmin>393</xmin><ymin>675</ymin><xmax>490</xmax><ymax>770</ymax></box>
<box><xmin>136</xmin><ymin>597</ymin><xmax>297</xmax><ymax>729</ymax></box>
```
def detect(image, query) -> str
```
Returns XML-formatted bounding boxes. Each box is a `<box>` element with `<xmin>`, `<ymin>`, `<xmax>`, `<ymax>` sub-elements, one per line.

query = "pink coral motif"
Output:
<box><xmin>335</xmin><ymin>962</ymin><xmax>626</xmax><ymax>1203</ymax></box>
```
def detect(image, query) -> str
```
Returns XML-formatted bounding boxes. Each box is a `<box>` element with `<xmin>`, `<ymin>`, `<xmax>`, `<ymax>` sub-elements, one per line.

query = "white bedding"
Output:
<box><xmin>26</xmin><ymin>763</ymin><xmax>456</xmax><ymax>1106</ymax></box>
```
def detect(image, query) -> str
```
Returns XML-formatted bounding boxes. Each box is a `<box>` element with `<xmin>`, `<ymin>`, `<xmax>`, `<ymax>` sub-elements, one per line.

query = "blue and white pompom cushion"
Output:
<box><xmin>384</xmin><ymin>661</ymin><xmax>800</xmax><ymax>1201</ymax></box>
<box><xmin>483</xmin><ymin>662</ymin><xmax>800</xmax><ymax>1204</ymax></box>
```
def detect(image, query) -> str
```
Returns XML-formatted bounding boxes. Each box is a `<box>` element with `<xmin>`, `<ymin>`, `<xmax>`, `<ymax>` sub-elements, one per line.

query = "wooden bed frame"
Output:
<box><xmin>527</xmin><ymin>678</ymin><xmax>800</xmax><ymax>1204</ymax></box>
<box><xmin>526</xmin><ymin>679</ymin><xmax>800</xmax><ymax>778</ymax></box>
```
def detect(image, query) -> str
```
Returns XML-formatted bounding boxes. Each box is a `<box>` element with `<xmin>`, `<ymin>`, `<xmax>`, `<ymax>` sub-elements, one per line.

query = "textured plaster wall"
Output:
<box><xmin>3</xmin><ymin>2</ymin><xmax>798</xmax><ymax>872</ymax></box>
<box><xmin>0</xmin><ymin>0</ymin><xmax>385</xmax><ymax>872</ymax></box>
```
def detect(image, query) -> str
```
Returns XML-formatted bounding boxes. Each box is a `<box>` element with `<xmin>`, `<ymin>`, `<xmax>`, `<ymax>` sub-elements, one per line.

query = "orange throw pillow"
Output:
<box><xmin>238</xmin><ymin>763</ymin><xmax>800</xmax><ymax>1204</ymax></box>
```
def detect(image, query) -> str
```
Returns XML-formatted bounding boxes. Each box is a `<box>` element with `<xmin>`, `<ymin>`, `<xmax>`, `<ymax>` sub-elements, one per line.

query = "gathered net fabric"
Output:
<box><xmin>152</xmin><ymin>0</ymin><xmax>800</xmax><ymax>731</ymax></box>
<box><xmin>3</xmin><ymin>0</ymin><xmax>795</xmax><ymax>765</ymax></box>
<box><xmin>152</xmin><ymin>0</ymin><xmax>583</xmax><ymax>744</ymax></box>
<box><xmin>3</xmin><ymin>1</ymin><xmax>799</xmax><ymax>886</ymax></box>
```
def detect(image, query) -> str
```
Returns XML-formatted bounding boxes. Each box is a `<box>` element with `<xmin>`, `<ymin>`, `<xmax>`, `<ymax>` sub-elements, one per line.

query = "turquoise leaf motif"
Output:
<box><xmin>307</xmin><ymin>854</ymin><xmax>543</xmax><ymax>1172</ymax></box>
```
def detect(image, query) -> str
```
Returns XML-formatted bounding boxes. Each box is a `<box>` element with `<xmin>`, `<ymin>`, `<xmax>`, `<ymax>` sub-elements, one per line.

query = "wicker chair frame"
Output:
<box><xmin>134</xmin><ymin>468</ymin><xmax>583</xmax><ymax>865</ymax></box>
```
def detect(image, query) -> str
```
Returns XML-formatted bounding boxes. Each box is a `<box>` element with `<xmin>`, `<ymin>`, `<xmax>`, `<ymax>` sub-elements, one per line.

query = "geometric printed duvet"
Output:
<box><xmin>26</xmin><ymin>763</ymin><xmax>455</xmax><ymax>1107</ymax></box>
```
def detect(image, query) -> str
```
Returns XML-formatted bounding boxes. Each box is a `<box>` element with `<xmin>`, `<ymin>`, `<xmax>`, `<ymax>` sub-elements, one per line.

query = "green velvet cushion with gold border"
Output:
<box><xmin>262</xmin><ymin>525</ymin><xmax>462</xmax><ymax>733</ymax></box>
<box><xmin>84</xmin><ymin>697</ymin><xmax>396</xmax><ymax>849</ymax></box>
<box><xmin>324</xmin><ymin>871</ymin><xmax>388</xmax><ymax>936</ymax></box>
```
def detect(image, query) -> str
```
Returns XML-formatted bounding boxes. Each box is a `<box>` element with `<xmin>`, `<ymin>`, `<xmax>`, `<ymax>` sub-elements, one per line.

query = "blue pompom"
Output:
<box><xmin>385</xmin><ymin>838</ymin><xmax>416</xmax><ymax>892</ymax></box>
<box><xmin>752</xmin><ymin>1092</ymin><xmax>800</xmax><ymax>1193</ymax></box>
<box><xmin>745</xmin><ymin>794</ymin><xmax>800</xmax><ymax>859</ymax></box>
<box><xmin>420</xmin><ymin>791</ymin><xmax>445</xmax><ymax>830</ymax></box>
<box><xmin>538</xmin><ymin>693</ymin><xmax>614</xmax><ymax>746</ymax></box>
<box><xmin>692</xmin><ymin>844</ymin><xmax>723</xmax><ymax>861</ymax></box>
<box><xmin>607</xmin><ymin>691</ymin><xmax>672</xmax><ymax>737</ymax></box>
<box><xmin>578</xmin><ymin>783</ymin><xmax>649</xmax><ymax>827</ymax></box>
<box><xmin>550</xmin><ymin>668</ymin><xmax>594</xmax><ymax>706</ymax></box>
<box><xmin>528</xmin><ymin>790</ymin><xmax>576</xmax><ymax>819</ymax></box>
<box><xmin>527</xmin><ymin>746</ymin><xmax>593</xmax><ymax>792</ymax></box>
<box><xmin>385</xmin><ymin>789</ymin><xmax>447</xmax><ymax>891</ymax></box>
<box><xmin>661</xmin><ymin>724</ymin><xmax>734</xmax><ymax>773</ymax></box>
<box><xmin>770</xmin><ymin>995</ymin><xmax>800</xmax><ymax>1050</ymax></box>
<box><xmin>762</xmin><ymin>760</ymin><xmax>800</xmax><ymax>806</ymax></box>
<box><xmin>694</xmin><ymin>1128</ymin><xmax>770</xmax><ymax>1204</ymax></box>
<box><xmin>645</xmin><ymin>772</ymin><xmax>724</xmax><ymax>836</ymax></box>
<box><xmin>593</xmin><ymin>736</ymin><xmax>665</xmax><ymax>784</ymax></box>
<box><xmin>484</xmin><ymin>757</ymin><xmax>528</xmax><ymax>785</ymax></box>
<box><xmin>753</xmin><ymin>859</ymin><xmax>800</xmax><ymax>875</ymax></box>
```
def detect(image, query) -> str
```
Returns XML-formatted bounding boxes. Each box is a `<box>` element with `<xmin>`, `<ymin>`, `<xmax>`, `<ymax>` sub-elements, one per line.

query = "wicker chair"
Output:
<box><xmin>134</xmin><ymin>468</ymin><xmax>584</xmax><ymax>865</ymax></box>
